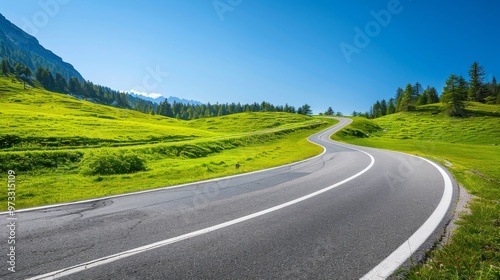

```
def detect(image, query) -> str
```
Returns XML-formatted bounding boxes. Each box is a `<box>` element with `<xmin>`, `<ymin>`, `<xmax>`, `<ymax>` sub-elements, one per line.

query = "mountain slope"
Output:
<box><xmin>0</xmin><ymin>13</ymin><xmax>84</xmax><ymax>81</ymax></box>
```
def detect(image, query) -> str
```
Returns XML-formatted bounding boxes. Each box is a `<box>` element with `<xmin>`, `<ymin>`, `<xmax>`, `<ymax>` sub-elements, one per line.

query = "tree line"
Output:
<box><xmin>361</xmin><ymin>62</ymin><xmax>499</xmax><ymax>118</ymax></box>
<box><xmin>1</xmin><ymin>58</ymin><xmax>314</xmax><ymax>119</ymax></box>
<box><xmin>319</xmin><ymin>106</ymin><xmax>343</xmax><ymax>117</ymax></box>
<box><xmin>2</xmin><ymin>58</ymin><xmax>133</xmax><ymax>108</ymax></box>
<box><xmin>154</xmin><ymin>100</ymin><xmax>312</xmax><ymax>120</ymax></box>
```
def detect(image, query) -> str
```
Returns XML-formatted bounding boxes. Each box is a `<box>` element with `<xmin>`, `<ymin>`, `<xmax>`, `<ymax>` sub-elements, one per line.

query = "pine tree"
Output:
<box><xmin>395</xmin><ymin>87</ymin><xmax>404</xmax><ymax>112</ymax></box>
<box><xmin>467</xmin><ymin>61</ymin><xmax>486</xmax><ymax>102</ymax></box>
<box><xmin>55</xmin><ymin>73</ymin><xmax>67</xmax><ymax>92</ymax></box>
<box><xmin>386</xmin><ymin>98</ymin><xmax>396</xmax><ymax>115</ymax></box>
<box><xmin>441</xmin><ymin>74</ymin><xmax>467</xmax><ymax>116</ymax></box>
<box><xmin>36</xmin><ymin>67</ymin><xmax>56</xmax><ymax>90</ymax></box>
<box><xmin>416</xmin><ymin>90</ymin><xmax>428</xmax><ymax>106</ymax></box>
<box><xmin>373</xmin><ymin>100</ymin><xmax>382</xmax><ymax>118</ymax></box>
<box><xmin>398</xmin><ymin>84</ymin><xmax>413</xmax><ymax>112</ymax></box>
<box><xmin>325</xmin><ymin>107</ymin><xmax>334</xmax><ymax>116</ymax></box>
<box><xmin>425</xmin><ymin>86</ymin><xmax>440</xmax><ymax>104</ymax></box>
<box><xmin>68</xmin><ymin>77</ymin><xmax>82</xmax><ymax>94</ymax></box>
<box><xmin>1</xmin><ymin>58</ymin><xmax>10</xmax><ymax>76</ymax></box>
<box><xmin>484</xmin><ymin>76</ymin><xmax>499</xmax><ymax>104</ymax></box>
<box><xmin>412</xmin><ymin>82</ymin><xmax>423</xmax><ymax>104</ymax></box>
<box><xmin>380</xmin><ymin>99</ymin><xmax>387</xmax><ymax>116</ymax></box>
<box><xmin>299</xmin><ymin>104</ymin><xmax>312</xmax><ymax>115</ymax></box>
<box><xmin>36</xmin><ymin>67</ymin><xmax>44</xmax><ymax>83</ymax></box>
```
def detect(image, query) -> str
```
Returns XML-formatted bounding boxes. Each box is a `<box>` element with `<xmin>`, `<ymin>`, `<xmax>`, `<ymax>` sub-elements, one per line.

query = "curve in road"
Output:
<box><xmin>3</xmin><ymin>118</ymin><xmax>456</xmax><ymax>279</ymax></box>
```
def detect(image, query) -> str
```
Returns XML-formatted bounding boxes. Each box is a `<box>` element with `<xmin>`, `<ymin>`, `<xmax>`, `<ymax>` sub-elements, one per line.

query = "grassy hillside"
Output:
<box><xmin>333</xmin><ymin>103</ymin><xmax>500</xmax><ymax>279</ymax></box>
<box><xmin>1</xmin><ymin>77</ymin><xmax>321</xmax><ymax>149</ymax></box>
<box><xmin>0</xmin><ymin>76</ymin><xmax>336</xmax><ymax>209</ymax></box>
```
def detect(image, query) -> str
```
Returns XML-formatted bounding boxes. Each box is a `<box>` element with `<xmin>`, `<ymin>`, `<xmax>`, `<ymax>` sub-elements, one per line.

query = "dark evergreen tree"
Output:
<box><xmin>36</xmin><ymin>67</ymin><xmax>55</xmax><ymax>90</ymax></box>
<box><xmin>441</xmin><ymin>74</ymin><xmax>467</xmax><ymax>116</ymax></box>
<box><xmin>1</xmin><ymin>58</ymin><xmax>10</xmax><ymax>76</ymax></box>
<box><xmin>386</xmin><ymin>98</ymin><xmax>396</xmax><ymax>115</ymax></box>
<box><xmin>398</xmin><ymin>84</ymin><xmax>413</xmax><ymax>112</ymax></box>
<box><xmin>54</xmin><ymin>73</ymin><xmax>67</xmax><ymax>93</ymax></box>
<box><xmin>325</xmin><ymin>107</ymin><xmax>334</xmax><ymax>116</ymax></box>
<box><xmin>380</xmin><ymin>99</ymin><xmax>387</xmax><ymax>116</ymax></box>
<box><xmin>157</xmin><ymin>100</ymin><xmax>174</xmax><ymax>117</ymax></box>
<box><xmin>485</xmin><ymin>76</ymin><xmax>499</xmax><ymax>104</ymax></box>
<box><xmin>395</xmin><ymin>87</ymin><xmax>404</xmax><ymax>112</ymax></box>
<box><xmin>299</xmin><ymin>104</ymin><xmax>312</xmax><ymax>115</ymax></box>
<box><xmin>416</xmin><ymin>90</ymin><xmax>428</xmax><ymax>106</ymax></box>
<box><xmin>68</xmin><ymin>77</ymin><xmax>81</xmax><ymax>94</ymax></box>
<box><xmin>284</xmin><ymin>103</ymin><xmax>296</xmax><ymax>113</ymax></box>
<box><xmin>467</xmin><ymin>61</ymin><xmax>486</xmax><ymax>102</ymax></box>
<box><xmin>83</xmin><ymin>81</ymin><xmax>97</xmax><ymax>99</ymax></box>
<box><xmin>425</xmin><ymin>86</ymin><xmax>440</xmax><ymax>104</ymax></box>
<box><xmin>412</xmin><ymin>82</ymin><xmax>423</xmax><ymax>104</ymax></box>
<box><xmin>373</xmin><ymin>100</ymin><xmax>382</xmax><ymax>118</ymax></box>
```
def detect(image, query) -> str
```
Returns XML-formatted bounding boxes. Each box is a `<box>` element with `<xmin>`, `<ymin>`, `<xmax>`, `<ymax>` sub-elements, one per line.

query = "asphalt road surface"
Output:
<box><xmin>1</xmin><ymin>118</ymin><xmax>457</xmax><ymax>279</ymax></box>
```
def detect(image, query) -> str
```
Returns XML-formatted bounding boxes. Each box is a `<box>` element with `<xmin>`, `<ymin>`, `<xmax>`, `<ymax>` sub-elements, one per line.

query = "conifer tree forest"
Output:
<box><xmin>359</xmin><ymin>62</ymin><xmax>499</xmax><ymax>118</ymax></box>
<box><xmin>1</xmin><ymin>57</ymin><xmax>314</xmax><ymax>119</ymax></box>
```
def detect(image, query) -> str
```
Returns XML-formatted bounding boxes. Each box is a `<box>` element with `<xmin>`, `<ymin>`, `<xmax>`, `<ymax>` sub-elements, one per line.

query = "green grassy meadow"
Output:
<box><xmin>0</xmin><ymin>76</ymin><xmax>336</xmax><ymax>209</ymax></box>
<box><xmin>332</xmin><ymin>103</ymin><xmax>500</xmax><ymax>279</ymax></box>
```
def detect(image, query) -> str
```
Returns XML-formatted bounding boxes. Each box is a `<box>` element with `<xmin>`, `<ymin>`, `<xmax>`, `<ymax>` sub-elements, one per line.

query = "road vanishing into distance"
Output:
<box><xmin>1</xmin><ymin>118</ymin><xmax>457</xmax><ymax>279</ymax></box>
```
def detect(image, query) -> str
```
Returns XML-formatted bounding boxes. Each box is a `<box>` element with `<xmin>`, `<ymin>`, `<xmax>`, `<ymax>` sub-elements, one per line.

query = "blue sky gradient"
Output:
<box><xmin>1</xmin><ymin>0</ymin><xmax>499</xmax><ymax>114</ymax></box>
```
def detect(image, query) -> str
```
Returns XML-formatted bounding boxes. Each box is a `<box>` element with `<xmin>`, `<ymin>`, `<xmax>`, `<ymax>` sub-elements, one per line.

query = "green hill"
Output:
<box><xmin>333</xmin><ymin>104</ymin><xmax>500</xmax><ymax>279</ymax></box>
<box><xmin>0</xmin><ymin>76</ymin><xmax>335</xmax><ymax>209</ymax></box>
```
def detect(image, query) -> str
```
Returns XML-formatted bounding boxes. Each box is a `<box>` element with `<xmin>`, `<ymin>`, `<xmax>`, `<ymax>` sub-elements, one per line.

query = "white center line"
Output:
<box><xmin>27</xmin><ymin>138</ymin><xmax>375</xmax><ymax>280</ymax></box>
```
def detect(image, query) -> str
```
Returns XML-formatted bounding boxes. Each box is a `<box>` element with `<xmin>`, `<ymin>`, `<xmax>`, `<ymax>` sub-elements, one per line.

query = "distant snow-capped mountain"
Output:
<box><xmin>127</xmin><ymin>91</ymin><xmax>202</xmax><ymax>105</ymax></box>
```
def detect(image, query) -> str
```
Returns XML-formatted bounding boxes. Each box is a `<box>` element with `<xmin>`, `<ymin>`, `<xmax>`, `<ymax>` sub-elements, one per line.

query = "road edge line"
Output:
<box><xmin>360</xmin><ymin>156</ymin><xmax>454</xmax><ymax>279</ymax></box>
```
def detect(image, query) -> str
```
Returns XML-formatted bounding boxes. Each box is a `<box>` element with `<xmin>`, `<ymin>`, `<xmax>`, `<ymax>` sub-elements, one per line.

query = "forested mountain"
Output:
<box><xmin>0</xmin><ymin>13</ymin><xmax>84</xmax><ymax>82</ymax></box>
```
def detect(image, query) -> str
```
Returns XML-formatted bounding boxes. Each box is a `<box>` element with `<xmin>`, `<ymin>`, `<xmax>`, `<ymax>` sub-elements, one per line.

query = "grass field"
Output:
<box><xmin>332</xmin><ymin>103</ymin><xmax>500</xmax><ymax>279</ymax></box>
<box><xmin>0</xmin><ymin>76</ymin><xmax>336</xmax><ymax>209</ymax></box>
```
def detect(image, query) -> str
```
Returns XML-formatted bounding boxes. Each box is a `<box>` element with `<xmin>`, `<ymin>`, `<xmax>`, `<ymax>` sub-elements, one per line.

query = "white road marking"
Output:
<box><xmin>360</xmin><ymin>156</ymin><xmax>454</xmax><ymax>280</ymax></box>
<box><xmin>26</xmin><ymin>126</ymin><xmax>375</xmax><ymax>280</ymax></box>
<box><xmin>23</xmin><ymin>117</ymin><xmax>453</xmax><ymax>280</ymax></box>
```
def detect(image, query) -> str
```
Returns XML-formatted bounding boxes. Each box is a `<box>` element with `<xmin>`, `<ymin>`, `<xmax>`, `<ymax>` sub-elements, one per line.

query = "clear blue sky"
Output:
<box><xmin>1</xmin><ymin>0</ymin><xmax>499</xmax><ymax>114</ymax></box>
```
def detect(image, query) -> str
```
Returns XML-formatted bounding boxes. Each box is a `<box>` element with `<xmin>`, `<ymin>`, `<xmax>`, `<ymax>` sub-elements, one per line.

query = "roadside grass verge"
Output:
<box><xmin>0</xmin><ymin>75</ymin><xmax>338</xmax><ymax>209</ymax></box>
<box><xmin>0</xmin><ymin>121</ymin><xmax>333</xmax><ymax>209</ymax></box>
<box><xmin>332</xmin><ymin>105</ymin><xmax>500</xmax><ymax>279</ymax></box>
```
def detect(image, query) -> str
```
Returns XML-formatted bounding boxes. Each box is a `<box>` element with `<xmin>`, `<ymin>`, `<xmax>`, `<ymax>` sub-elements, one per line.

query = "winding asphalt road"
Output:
<box><xmin>1</xmin><ymin>118</ymin><xmax>457</xmax><ymax>279</ymax></box>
